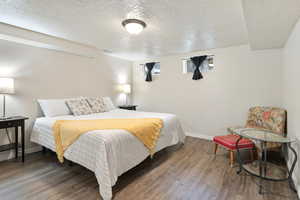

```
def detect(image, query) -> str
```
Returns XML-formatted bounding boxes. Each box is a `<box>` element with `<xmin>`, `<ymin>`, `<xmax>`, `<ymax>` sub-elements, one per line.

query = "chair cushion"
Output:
<box><xmin>213</xmin><ymin>134</ymin><xmax>254</xmax><ymax>150</ymax></box>
<box><xmin>246</xmin><ymin>107</ymin><xmax>286</xmax><ymax>135</ymax></box>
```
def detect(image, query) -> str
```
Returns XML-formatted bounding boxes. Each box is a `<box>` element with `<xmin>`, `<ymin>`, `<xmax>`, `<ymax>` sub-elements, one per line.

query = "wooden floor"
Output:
<box><xmin>0</xmin><ymin>137</ymin><xmax>298</xmax><ymax>200</ymax></box>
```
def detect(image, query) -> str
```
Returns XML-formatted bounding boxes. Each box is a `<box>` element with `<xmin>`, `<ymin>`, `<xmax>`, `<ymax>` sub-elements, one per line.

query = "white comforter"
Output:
<box><xmin>30</xmin><ymin>109</ymin><xmax>185</xmax><ymax>200</ymax></box>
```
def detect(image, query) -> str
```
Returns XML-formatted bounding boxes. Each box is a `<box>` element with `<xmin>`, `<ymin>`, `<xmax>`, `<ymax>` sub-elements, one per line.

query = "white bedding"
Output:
<box><xmin>31</xmin><ymin>109</ymin><xmax>185</xmax><ymax>200</ymax></box>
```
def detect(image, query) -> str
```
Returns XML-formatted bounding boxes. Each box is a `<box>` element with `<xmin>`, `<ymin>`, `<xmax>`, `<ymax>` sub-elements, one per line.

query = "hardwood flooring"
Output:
<box><xmin>0</xmin><ymin>137</ymin><xmax>297</xmax><ymax>200</ymax></box>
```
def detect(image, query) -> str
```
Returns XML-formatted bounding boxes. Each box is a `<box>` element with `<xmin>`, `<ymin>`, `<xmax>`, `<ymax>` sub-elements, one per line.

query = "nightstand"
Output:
<box><xmin>0</xmin><ymin>116</ymin><xmax>28</xmax><ymax>162</ymax></box>
<box><xmin>118</xmin><ymin>105</ymin><xmax>137</xmax><ymax>110</ymax></box>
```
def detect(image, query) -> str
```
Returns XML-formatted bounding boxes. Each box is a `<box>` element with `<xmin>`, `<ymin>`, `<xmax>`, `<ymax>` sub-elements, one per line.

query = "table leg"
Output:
<box><xmin>21</xmin><ymin>122</ymin><xmax>25</xmax><ymax>162</ymax></box>
<box><xmin>263</xmin><ymin>142</ymin><xmax>268</xmax><ymax>178</ymax></box>
<box><xmin>258</xmin><ymin>141</ymin><xmax>268</xmax><ymax>194</ymax></box>
<box><xmin>259</xmin><ymin>141</ymin><xmax>264</xmax><ymax>194</ymax></box>
<box><xmin>236</xmin><ymin>136</ymin><xmax>243</xmax><ymax>174</ymax></box>
<box><xmin>287</xmin><ymin>143</ymin><xmax>298</xmax><ymax>192</ymax></box>
<box><xmin>15</xmin><ymin>126</ymin><xmax>18</xmax><ymax>159</ymax></box>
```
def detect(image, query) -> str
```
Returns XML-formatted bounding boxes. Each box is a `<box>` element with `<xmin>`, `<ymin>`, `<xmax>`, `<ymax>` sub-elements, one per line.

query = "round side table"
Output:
<box><xmin>233</xmin><ymin>128</ymin><xmax>297</xmax><ymax>194</ymax></box>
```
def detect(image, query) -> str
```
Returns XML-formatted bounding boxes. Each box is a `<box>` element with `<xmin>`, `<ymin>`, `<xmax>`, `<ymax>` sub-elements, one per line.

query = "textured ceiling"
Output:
<box><xmin>242</xmin><ymin>0</ymin><xmax>300</xmax><ymax>50</ymax></box>
<box><xmin>0</xmin><ymin>0</ymin><xmax>249</xmax><ymax>60</ymax></box>
<box><xmin>0</xmin><ymin>0</ymin><xmax>299</xmax><ymax>60</ymax></box>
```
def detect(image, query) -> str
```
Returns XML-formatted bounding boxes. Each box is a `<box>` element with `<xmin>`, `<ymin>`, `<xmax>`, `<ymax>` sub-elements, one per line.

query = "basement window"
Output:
<box><xmin>140</xmin><ymin>63</ymin><xmax>160</xmax><ymax>75</ymax></box>
<box><xmin>182</xmin><ymin>56</ymin><xmax>214</xmax><ymax>74</ymax></box>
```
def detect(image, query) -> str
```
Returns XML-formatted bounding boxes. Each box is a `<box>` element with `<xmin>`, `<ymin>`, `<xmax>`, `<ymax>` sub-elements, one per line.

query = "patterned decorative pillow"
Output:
<box><xmin>86</xmin><ymin>97</ymin><xmax>106</xmax><ymax>113</ymax></box>
<box><xmin>102</xmin><ymin>97</ymin><xmax>116</xmax><ymax>111</ymax></box>
<box><xmin>66</xmin><ymin>99</ymin><xmax>93</xmax><ymax>116</ymax></box>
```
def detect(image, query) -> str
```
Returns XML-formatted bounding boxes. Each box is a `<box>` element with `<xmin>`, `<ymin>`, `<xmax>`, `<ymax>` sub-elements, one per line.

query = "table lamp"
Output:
<box><xmin>120</xmin><ymin>84</ymin><xmax>131</xmax><ymax>105</ymax></box>
<box><xmin>0</xmin><ymin>78</ymin><xmax>14</xmax><ymax>119</ymax></box>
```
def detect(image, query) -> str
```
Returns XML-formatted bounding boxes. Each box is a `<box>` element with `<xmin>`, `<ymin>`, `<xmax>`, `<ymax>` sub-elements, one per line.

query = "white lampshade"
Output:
<box><xmin>121</xmin><ymin>84</ymin><xmax>131</xmax><ymax>94</ymax></box>
<box><xmin>0</xmin><ymin>78</ymin><xmax>14</xmax><ymax>94</ymax></box>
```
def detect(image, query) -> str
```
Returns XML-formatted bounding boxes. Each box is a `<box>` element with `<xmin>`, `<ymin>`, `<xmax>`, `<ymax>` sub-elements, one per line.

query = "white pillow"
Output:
<box><xmin>102</xmin><ymin>97</ymin><xmax>116</xmax><ymax>111</ymax></box>
<box><xmin>37</xmin><ymin>99</ymin><xmax>72</xmax><ymax>117</ymax></box>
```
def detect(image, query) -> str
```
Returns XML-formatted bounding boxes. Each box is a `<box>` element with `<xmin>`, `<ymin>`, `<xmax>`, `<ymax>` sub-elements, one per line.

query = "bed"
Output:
<box><xmin>31</xmin><ymin>108</ymin><xmax>185</xmax><ymax>200</ymax></box>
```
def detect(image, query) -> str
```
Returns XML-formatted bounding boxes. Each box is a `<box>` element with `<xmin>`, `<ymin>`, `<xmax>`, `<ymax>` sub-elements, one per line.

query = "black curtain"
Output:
<box><xmin>190</xmin><ymin>55</ymin><xmax>207</xmax><ymax>80</ymax></box>
<box><xmin>145</xmin><ymin>62</ymin><xmax>156</xmax><ymax>82</ymax></box>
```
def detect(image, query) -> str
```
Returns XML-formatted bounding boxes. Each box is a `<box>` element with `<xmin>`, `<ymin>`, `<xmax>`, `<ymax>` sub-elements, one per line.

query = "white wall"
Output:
<box><xmin>0</xmin><ymin>39</ymin><xmax>132</xmax><ymax>158</ymax></box>
<box><xmin>0</xmin><ymin>22</ymin><xmax>99</xmax><ymax>58</ymax></box>
<box><xmin>282</xmin><ymin>17</ymin><xmax>300</xmax><ymax>195</ymax></box>
<box><xmin>132</xmin><ymin>45</ymin><xmax>282</xmax><ymax>138</ymax></box>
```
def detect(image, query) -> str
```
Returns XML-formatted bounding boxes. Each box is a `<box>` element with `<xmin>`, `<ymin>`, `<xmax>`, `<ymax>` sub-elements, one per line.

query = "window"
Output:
<box><xmin>182</xmin><ymin>56</ymin><xmax>214</xmax><ymax>74</ymax></box>
<box><xmin>140</xmin><ymin>62</ymin><xmax>160</xmax><ymax>75</ymax></box>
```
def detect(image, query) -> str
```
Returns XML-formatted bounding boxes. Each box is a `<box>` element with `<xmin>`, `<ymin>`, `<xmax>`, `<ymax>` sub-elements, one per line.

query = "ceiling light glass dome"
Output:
<box><xmin>122</xmin><ymin>19</ymin><xmax>146</xmax><ymax>35</ymax></box>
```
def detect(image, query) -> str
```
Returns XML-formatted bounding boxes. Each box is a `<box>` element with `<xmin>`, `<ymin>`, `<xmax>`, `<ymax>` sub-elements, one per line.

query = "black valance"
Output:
<box><xmin>145</xmin><ymin>62</ymin><xmax>156</xmax><ymax>82</ymax></box>
<box><xmin>190</xmin><ymin>55</ymin><xmax>207</xmax><ymax>80</ymax></box>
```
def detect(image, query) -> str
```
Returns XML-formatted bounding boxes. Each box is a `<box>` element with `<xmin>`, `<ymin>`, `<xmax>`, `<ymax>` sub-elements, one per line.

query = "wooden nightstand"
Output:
<box><xmin>0</xmin><ymin>116</ymin><xmax>28</xmax><ymax>162</ymax></box>
<box><xmin>118</xmin><ymin>105</ymin><xmax>137</xmax><ymax>111</ymax></box>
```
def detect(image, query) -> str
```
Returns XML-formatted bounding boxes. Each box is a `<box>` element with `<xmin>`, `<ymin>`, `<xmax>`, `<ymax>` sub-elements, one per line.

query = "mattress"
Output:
<box><xmin>31</xmin><ymin>109</ymin><xmax>185</xmax><ymax>200</ymax></box>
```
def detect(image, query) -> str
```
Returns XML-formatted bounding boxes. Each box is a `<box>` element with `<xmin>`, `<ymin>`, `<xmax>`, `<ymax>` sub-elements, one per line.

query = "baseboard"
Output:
<box><xmin>185</xmin><ymin>132</ymin><xmax>213</xmax><ymax>141</ymax></box>
<box><xmin>26</xmin><ymin>146</ymin><xmax>43</xmax><ymax>154</ymax></box>
<box><xmin>0</xmin><ymin>145</ymin><xmax>42</xmax><ymax>162</ymax></box>
<box><xmin>0</xmin><ymin>150</ymin><xmax>14</xmax><ymax>162</ymax></box>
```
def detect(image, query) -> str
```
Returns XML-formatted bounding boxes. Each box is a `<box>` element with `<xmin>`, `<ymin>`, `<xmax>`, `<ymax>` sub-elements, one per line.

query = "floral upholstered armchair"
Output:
<box><xmin>229</xmin><ymin>106</ymin><xmax>287</xmax><ymax>149</ymax></box>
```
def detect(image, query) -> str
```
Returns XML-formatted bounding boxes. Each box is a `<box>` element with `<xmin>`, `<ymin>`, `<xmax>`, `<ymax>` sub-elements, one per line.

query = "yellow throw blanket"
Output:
<box><xmin>53</xmin><ymin>118</ymin><xmax>163</xmax><ymax>162</ymax></box>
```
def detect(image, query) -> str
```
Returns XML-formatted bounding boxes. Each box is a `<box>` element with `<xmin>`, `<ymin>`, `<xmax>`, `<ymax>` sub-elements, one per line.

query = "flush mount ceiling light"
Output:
<box><xmin>122</xmin><ymin>19</ymin><xmax>146</xmax><ymax>35</ymax></box>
